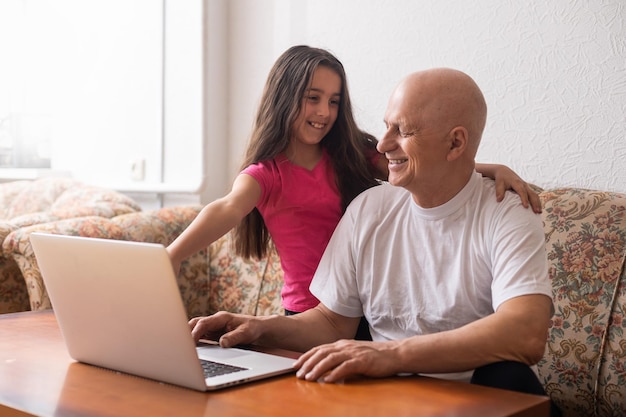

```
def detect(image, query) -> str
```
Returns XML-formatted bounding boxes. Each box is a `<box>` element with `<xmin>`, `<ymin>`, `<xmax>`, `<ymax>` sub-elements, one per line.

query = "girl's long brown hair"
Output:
<box><xmin>233</xmin><ymin>45</ymin><xmax>380</xmax><ymax>259</ymax></box>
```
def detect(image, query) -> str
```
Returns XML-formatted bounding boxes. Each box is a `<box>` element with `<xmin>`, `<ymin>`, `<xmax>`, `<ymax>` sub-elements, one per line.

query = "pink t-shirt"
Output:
<box><xmin>241</xmin><ymin>151</ymin><xmax>341</xmax><ymax>312</ymax></box>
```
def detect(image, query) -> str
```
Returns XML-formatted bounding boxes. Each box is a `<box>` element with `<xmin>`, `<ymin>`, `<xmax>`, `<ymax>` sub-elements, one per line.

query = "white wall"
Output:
<box><xmin>225</xmin><ymin>0</ymin><xmax>626</xmax><ymax>194</ymax></box>
<box><xmin>2</xmin><ymin>0</ymin><xmax>624</xmax><ymax>209</ymax></box>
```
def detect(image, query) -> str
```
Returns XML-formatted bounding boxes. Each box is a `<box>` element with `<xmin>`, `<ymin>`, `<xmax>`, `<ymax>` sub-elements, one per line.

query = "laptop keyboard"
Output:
<box><xmin>200</xmin><ymin>359</ymin><xmax>247</xmax><ymax>378</ymax></box>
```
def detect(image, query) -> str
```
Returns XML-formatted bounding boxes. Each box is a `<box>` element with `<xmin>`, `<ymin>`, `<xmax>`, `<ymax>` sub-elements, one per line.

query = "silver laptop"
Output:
<box><xmin>30</xmin><ymin>232</ymin><xmax>295</xmax><ymax>391</ymax></box>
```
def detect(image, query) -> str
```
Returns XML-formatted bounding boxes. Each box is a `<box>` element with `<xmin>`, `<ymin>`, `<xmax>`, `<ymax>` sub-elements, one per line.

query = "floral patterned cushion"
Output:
<box><xmin>0</xmin><ymin>178</ymin><xmax>142</xmax><ymax>313</ymax></box>
<box><xmin>5</xmin><ymin>216</ymin><xmax>129</xmax><ymax>311</ymax></box>
<box><xmin>0</xmin><ymin>177</ymin><xmax>140</xmax><ymax>228</ymax></box>
<box><xmin>3</xmin><ymin>202</ymin><xmax>283</xmax><ymax>318</ymax></box>
<box><xmin>0</xmin><ymin>179</ymin><xmax>64</xmax><ymax>219</ymax></box>
<box><xmin>207</xmin><ymin>231</ymin><xmax>283</xmax><ymax>316</ymax></box>
<box><xmin>3</xmin><ymin>206</ymin><xmax>206</xmax><ymax>316</ymax></box>
<box><xmin>537</xmin><ymin>188</ymin><xmax>626</xmax><ymax>417</ymax></box>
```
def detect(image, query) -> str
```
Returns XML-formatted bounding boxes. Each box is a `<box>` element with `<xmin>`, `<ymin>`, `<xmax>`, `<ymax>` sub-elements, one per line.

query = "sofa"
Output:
<box><xmin>0</xmin><ymin>178</ymin><xmax>142</xmax><ymax>313</ymax></box>
<box><xmin>1</xmin><ymin>186</ymin><xmax>625</xmax><ymax>417</ymax></box>
<box><xmin>537</xmin><ymin>188</ymin><xmax>625</xmax><ymax>417</ymax></box>
<box><xmin>2</xmin><ymin>205</ymin><xmax>284</xmax><ymax>318</ymax></box>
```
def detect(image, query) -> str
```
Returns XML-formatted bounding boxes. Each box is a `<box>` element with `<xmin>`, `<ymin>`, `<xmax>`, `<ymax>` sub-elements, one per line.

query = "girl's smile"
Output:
<box><xmin>291</xmin><ymin>65</ymin><xmax>341</xmax><ymax>148</ymax></box>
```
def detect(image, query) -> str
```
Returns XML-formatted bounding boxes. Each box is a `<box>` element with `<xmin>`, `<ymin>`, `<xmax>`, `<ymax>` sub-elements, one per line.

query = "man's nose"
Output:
<box><xmin>377</xmin><ymin>129</ymin><xmax>393</xmax><ymax>153</ymax></box>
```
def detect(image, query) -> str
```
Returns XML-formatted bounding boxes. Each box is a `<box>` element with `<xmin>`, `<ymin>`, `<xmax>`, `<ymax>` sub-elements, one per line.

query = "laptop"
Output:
<box><xmin>29</xmin><ymin>232</ymin><xmax>296</xmax><ymax>391</ymax></box>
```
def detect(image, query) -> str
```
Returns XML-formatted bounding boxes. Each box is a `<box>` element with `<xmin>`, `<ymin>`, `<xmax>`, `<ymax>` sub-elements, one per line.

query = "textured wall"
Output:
<box><xmin>230</xmin><ymin>0</ymin><xmax>625</xmax><ymax>193</ymax></box>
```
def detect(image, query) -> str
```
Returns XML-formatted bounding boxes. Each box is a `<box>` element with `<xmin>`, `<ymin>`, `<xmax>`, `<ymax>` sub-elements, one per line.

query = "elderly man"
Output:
<box><xmin>190</xmin><ymin>68</ymin><xmax>555</xmax><ymax>412</ymax></box>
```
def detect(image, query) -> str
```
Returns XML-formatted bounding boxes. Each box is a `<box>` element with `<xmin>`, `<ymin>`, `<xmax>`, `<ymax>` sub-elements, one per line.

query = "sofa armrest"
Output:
<box><xmin>537</xmin><ymin>188</ymin><xmax>626</xmax><ymax>415</ymax></box>
<box><xmin>109</xmin><ymin>205</ymin><xmax>202</xmax><ymax>246</ymax></box>
<box><xmin>0</xmin><ymin>223</ymin><xmax>19</xmax><ymax>258</ymax></box>
<box><xmin>2</xmin><ymin>205</ymin><xmax>208</xmax><ymax>316</ymax></box>
<box><xmin>3</xmin><ymin>216</ymin><xmax>128</xmax><ymax>311</ymax></box>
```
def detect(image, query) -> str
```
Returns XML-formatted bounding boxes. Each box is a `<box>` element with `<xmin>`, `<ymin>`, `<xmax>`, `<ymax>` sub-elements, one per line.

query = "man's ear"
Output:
<box><xmin>446</xmin><ymin>126</ymin><xmax>468</xmax><ymax>161</ymax></box>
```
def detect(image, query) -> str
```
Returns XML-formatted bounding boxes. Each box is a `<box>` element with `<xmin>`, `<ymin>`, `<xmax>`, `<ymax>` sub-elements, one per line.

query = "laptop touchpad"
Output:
<box><xmin>197</xmin><ymin>345</ymin><xmax>249</xmax><ymax>360</ymax></box>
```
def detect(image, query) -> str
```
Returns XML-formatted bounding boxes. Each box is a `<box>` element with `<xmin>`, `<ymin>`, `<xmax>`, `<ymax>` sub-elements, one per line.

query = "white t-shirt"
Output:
<box><xmin>310</xmin><ymin>171</ymin><xmax>552</xmax><ymax>381</ymax></box>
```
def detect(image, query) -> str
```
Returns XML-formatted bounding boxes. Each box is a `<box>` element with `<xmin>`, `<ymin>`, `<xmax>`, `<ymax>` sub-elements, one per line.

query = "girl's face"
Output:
<box><xmin>290</xmin><ymin>66</ymin><xmax>341</xmax><ymax>149</ymax></box>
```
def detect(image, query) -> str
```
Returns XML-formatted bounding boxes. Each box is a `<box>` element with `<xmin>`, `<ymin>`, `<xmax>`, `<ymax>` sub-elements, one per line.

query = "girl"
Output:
<box><xmin>167</xmin><ymin>45</ymin><xmax>539</xmax><ymax>317</ymax></box>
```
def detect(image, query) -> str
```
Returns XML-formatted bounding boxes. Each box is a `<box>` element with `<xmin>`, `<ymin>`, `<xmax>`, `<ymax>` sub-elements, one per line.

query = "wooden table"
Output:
<box><xmin>0</xmin><ymin>310</ymin><xmax>550</xmax><ymax>417</ymax></box>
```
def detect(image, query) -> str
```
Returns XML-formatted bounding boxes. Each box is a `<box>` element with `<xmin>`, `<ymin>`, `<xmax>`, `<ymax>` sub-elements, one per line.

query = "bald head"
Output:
<box><xmin>379</xmin><ymin>68</ymin><xmax>489</xmax><ymax>205</ymax></box>
<box><xmin>391</xmin><ymin>68</ymin><xmax>487</xmax><ymax>157</ymax></box>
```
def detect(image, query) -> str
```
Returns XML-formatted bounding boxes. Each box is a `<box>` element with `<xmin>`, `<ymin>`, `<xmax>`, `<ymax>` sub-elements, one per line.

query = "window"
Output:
<box><xmin>0</xmin><ymin>0</ymin><xmax>205</xmax><ymax>193</ymax></box>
